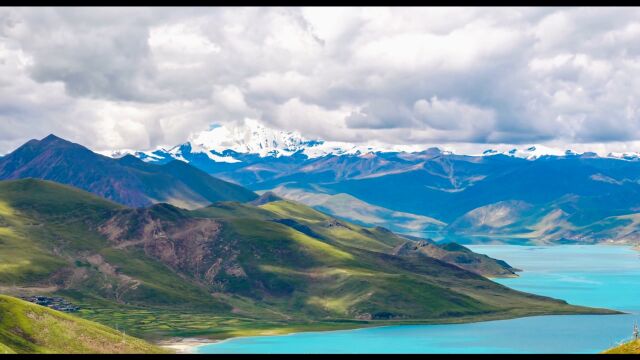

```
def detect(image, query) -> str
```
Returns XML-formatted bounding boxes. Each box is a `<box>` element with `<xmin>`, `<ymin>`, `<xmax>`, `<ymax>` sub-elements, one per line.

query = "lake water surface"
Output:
<box><xmin>196</xmin><ymin>245</ymin><xmax>640</xmax><ymax>354</ymax></box>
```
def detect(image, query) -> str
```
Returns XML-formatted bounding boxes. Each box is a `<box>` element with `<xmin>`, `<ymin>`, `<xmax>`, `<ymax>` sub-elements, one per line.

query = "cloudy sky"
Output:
<box><xmin>2</xmin><ymin>7</ymin><xmax>640</xmax><ymax>155</ymax></box>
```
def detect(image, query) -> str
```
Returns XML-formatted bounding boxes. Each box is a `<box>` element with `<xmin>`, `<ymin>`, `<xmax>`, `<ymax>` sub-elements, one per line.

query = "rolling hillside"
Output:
<box><xmin>0</xmin><ymin>178</ymin><xmax>613</xmax><ymax>339</ymax></box>
<box><xmin>0</xmin><ymin>294</ymin><xmax>166</xmax><ymax>354</ymax></box>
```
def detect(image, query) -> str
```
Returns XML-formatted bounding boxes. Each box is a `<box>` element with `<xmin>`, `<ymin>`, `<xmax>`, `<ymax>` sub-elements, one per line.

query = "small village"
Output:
<box><xmin>20</xmin><ymin>295</ymin><xmax>80</xmax><ymax>312</ymax></box>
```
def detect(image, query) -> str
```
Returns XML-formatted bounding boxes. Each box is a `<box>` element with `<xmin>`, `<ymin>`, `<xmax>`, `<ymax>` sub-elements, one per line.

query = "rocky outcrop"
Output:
<box><xmin>322</xmin><ymin>219</ymin><xmax>351</xmax><ymax>229</ymax></box>
<box><xmin>98</xmin><ymin>204</ymin><xmax>247</xmax><ymax>289</ymax></box>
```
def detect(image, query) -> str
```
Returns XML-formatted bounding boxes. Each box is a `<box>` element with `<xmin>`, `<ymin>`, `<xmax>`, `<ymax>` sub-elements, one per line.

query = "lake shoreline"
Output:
<box><xmin>158</xmin><ymin>338</ymin><xmax>219</xmax><ymax>354</ymax></box>
<box><xmin>169</xmin><ymin>308</ymin><xmax>621</xmax><ymax>354</ymax></box>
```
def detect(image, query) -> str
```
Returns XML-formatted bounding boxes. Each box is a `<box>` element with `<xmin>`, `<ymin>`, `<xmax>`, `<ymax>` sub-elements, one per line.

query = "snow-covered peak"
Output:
<box><xmin>168</xmin><ymin>142</ymin><xmax>241</xmax><ymax>163</ymax></box>
<box><xmin>507</xmin><ymin>145</ymin><xmax>568</xmax><ymax>159</ymax></box>
<box><xmin>104</xmin><ymin>121</ymin><xmax>640</xmax><ymax>164</ymax></box>
<box><xmin>182</xmin><ymin>119</ymin><xmax>399</xmax><ymax>159</ymax></box>
<box><xmin>189</xmin><ymin>119</ymin><xmax>312</xmax><ymax>157</ymax></box>
<box><xmin>607</xmin><ymin>151</ymin><xmax>640</xmax><ymax>161</ymax></box>
<box><xmin>480</xmin><ymin>144</ymin><xmax>573</xmax><ymax>160</ymax></box>
<box><xmin>300</xmin><ymin>141</ymin><xmax>381</xmax><ymax>158</ymax></box>
<box><xmin>478</xmin><ymin>145</ymin><xmax>640</xmax><ymax>161</ymax></box>
<box><xmin>97</xmin><ymin>149</ymin><xmax>135</xmax><ymax>158</ymax></box>
<box><xmin>103</xmin><ymin>148</ymin><xmax>167</xmax><ymax>162</ymax></box>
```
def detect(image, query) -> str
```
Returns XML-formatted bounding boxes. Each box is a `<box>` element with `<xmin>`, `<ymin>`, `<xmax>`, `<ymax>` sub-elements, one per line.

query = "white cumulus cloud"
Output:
<box><xmin>0</xmin><ymin>7</ymin><xmax>640</xmax><ymax>155</ymax></box>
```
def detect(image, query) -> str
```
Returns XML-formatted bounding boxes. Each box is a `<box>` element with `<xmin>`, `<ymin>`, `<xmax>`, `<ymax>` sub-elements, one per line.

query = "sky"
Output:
<box><xmin>2</xmin><ymin>7</ymin><xmax>640</xmax><ymax>155</ymax></box>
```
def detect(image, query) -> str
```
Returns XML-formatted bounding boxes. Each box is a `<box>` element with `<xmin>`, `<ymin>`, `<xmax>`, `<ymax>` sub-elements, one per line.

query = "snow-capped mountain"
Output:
<box><xmin>480</xmin><ymin>145</ymin><xmax>577</xmax><ymax>160</ymax></box>
<box><xmin>186</xmin><ymin>119</ymin><xmax>387</xmax><ymax>159</ymax></box>
<box><xmin>108</xmin><ymin>120</ymin><xmax>640</xmax><ymax>167</ymax></box>
<box><xmin>103</xmin><ymin>148</ymin><xmax>172</xmax><ymax>163</ymax></box>
<box><xmin>189</xmin><ymin>119</ymin><xmax>311</xmax><ymax>158</ymax></box>
<box><xmin>607</xmin><ymin>151</ymin><xmax>640</xmax><ymax>161</ymax></box>
<box><xmin>108</xmin><ymin>120</ymin><xmax>390</xmax><ymax>165</ymax></box>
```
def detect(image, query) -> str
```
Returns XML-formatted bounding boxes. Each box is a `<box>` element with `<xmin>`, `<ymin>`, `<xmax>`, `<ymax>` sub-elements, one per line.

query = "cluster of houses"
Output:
<box><xmin>20</xmin><ymin>295</ymin><xmax>80</xmax><ymax>312</ymax></box>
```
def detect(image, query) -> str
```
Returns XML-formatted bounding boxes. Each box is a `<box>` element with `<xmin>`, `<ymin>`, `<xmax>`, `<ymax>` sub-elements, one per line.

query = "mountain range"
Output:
<box><xmin>108</xmin><ymin>120</ymin><xmax>640</xmax><ymax>162</ymax></box>
<box><xmin>109</xmin><ymin>123</ymin><xmax>640</xmax><ymax>245</ymax></box>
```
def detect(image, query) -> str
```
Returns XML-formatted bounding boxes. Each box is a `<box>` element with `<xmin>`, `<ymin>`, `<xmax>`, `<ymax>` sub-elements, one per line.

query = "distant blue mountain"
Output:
<box><xmin>113</xmin><ymin>123</ymin><xmax>640</xmax><ymax>245</ymax></box>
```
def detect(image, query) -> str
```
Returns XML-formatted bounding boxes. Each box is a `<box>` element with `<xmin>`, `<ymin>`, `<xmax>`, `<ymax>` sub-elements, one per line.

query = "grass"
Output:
<box><xmin>0</xmin><ymin>201</ymin><xmax>68</xmax><ymax>284</ymax></box>
<box><xmin>603</xmin><ymin>339</ymin><xmax>640</xmax><ymax>354</ymax></box>
<box><xmin>0</xmin><ymin>179</ymin><xmax>126</xmax><ymax>285</ymax></box>
<box><xmin>0</xmin><ymin>178</ymin><xmax>123</xmax><ymax>218</ymax></box>
<box><xmin>72</xmin><ymin>300</ymin><xmax>616</xmax><ymax>343</ymax></box>
<box><xmin>0</xmin><ymin>342</ymin><xmax>15</xmax><ymax>354</ymax></box>
<box><xmin>76</xmin><ymin>304</ymin><xmax>375</xmax><ymax>340</ymax></box>
<box><xmin>260</xmin><ymin>200</ymin><xmax>331</xmax><ymax>222</ymax></box>
<box><xmin>228</xmin><ymin>218</ymin><xmax>354</xmax><ymax>262</ymax></box>
<box><xmin>191</xmin><ymin>201</ymin><xmax>275</xmax><ymax>219</ymax></box>
<box><xmin>0</xmin><ymin>295</ymin><xmax>168</xmax><ymax>354</ymax></box>
<box><xmin>259</xmin><ymin>200</ymin><xmax>406</xmax><ymax>252</ymax></box>
<box><xmin>98</xmin><ymin>247</ymin><xmax>230</xmax><ymax>310</ymax></box>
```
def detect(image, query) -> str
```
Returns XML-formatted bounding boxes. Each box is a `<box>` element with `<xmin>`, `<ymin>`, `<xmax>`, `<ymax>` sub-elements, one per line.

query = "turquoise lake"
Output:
<box><xmin>196</xmin><ymin>245</ymin><xmax>640</xmax><ymax>354</ymax></box>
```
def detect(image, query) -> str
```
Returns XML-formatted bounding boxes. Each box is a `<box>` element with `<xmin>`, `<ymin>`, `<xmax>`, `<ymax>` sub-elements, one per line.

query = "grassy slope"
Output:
<box><xmin>0</xmin><ymin>179</ymin><xmax>228</xmax><ymax>310</ymax></box>
<box><xmin>0</xmin><ymin>179</ymin><xmax>122</xmax><ymax>285</ymax></box>
<box><xmin>603</xmin><ymin>339</ymin><xmax>640</xmax><ymax>354</ymax></box>
<box><xmin>424</xmin><ymin>242</ymin><xmax>519</xmax><ymax>277</ymax></box>
<box><xmin>197</xmin><ymin>199</ymin><xmax>409</xmax><ymax>253</ymax></box>
<box><xmin>0</xmin><ymin>342</ymin><xmax>15</xmax><ymax>354</ymax></box>
<box><xmin>0</xmin><ymin>179</ymin><xmax>616</xmax><ymax>342</ymax></box>
<box><xmin>0</xmin><ymin>294</ymin><xmax>167</xmax><ymax>354</ymax></box>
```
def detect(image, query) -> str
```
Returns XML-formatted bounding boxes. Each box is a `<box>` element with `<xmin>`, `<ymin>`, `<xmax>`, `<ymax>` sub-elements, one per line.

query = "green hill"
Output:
<box><xmin>0</xmin><ymin>178</ymin><xmax>615</xmax><ymax>341</ymax></box>
<box><xmin>0</xmin><ymin>295</ymin><xmax>166</xmax><ymax>354</ymax></box>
